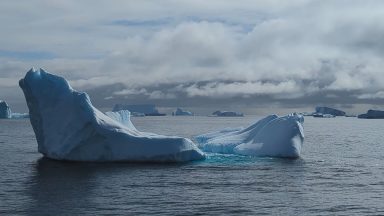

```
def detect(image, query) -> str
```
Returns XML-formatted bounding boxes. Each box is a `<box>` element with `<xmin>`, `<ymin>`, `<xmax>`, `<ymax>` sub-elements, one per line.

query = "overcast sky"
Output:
<box><xmin>1</xmin><ymin>0</ymin><xmax>384</xmax><ymax>114</ymax></box>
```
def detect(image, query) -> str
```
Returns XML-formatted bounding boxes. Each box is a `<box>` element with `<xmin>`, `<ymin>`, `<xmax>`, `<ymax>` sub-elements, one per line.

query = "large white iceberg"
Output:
<box><xmin>195</xmin><ymin>114</ymin><xmax>304</xmax><ymax>158</ymax></box>
<box><xmin>19</xmin><ymin>68</ymin><xmax>205</xmax><ymax>162</ymax></box>
<box><xmin>0</xmin><ymin>100</ymin><xmax>12</xmax><ymax>119</ymax></box>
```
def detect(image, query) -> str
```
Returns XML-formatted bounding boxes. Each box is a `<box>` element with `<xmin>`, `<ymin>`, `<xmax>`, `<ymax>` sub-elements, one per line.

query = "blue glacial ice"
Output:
<box><xmin>19</xmin><ymin>68</ymin><xmax>205</xmax><ymax>162</ymax></box>
<box><xmin>195</xmin><ymin>114</ymin><xmax>304</xmax><ymax>158</ymax></box>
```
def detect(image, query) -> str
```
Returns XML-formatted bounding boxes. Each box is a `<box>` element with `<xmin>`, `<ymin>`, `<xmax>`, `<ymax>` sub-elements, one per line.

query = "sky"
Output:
<box><xmin>1</xmin><ymin>0</ymin><xmax>384</xmax><ymax>114</ymax></box>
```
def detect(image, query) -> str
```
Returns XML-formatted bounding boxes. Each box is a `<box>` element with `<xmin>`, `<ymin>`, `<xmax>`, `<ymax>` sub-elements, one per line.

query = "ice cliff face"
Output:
<box><xmin>19</xmin><ymin>68</ymin><xmax>205</xmax><ymax>162</ymax></box>
<box><xmin>195</xmin><ymin>114</ymin><xmax>304</xmax><ymax>158</ymax></box>
<box><xmin>0</xmin><ymin>100</ymin><xmax>12</xmax><ymax>119</ymax></box>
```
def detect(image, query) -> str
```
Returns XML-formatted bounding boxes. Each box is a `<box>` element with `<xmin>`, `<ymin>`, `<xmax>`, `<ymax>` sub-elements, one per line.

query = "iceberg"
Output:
<box><xmin>131</xmin><ymin>112</ymin><xmax>145</xmax><ymax>117</ymax></box>
<box><xmin>19</xmin><ymin>68</ymin><xmax>205</xmax><ymax>162</ymax></box>
<box><xmin>173</xmin><ymin>108</ymin><xmax>194</xmax><ymax>116</ymax></box>
<box><xmin>113</xmin><ymin>104</ymin><xmax>166</xmax><ymax>116</ymax></box>
<box><xmin>358</xmin><ymin>109</ymin><xmax>384</xmax><ymax>119</ymax></box>
<box><xmin>315</xmin><ymin>106</ymin><xmax>345</xmax><ymax>116</ymax></box>
<box><xmin>312</xmin><ymin>113</ymin><xmax>335</xmax><ymax>118</ymax></box>
<box><xmin>212</xmin><ymin>110</ymin><xmax>244</xmax><ymax>117</ymax></box>
<box><xmin>11</xmin><ymin>112</ymin><xmax>29</xmax><ymax>119</ymax></box>
<box><xmin>195</xmin><ymin>113</ymin><xmax>304</xmax><ymax>158</ymax></box>
<box><xmin>0</xmin><ymin>100</ymin><xmax>12</xmax><ymax>119</ymax></box>
<box><xmin>0</xmin><ymin>100</ymin><xmax>29</xmax><ymax>119</ymax></box>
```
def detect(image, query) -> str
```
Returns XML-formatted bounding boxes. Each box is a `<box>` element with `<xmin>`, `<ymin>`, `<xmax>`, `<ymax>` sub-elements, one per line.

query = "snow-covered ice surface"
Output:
<box><xmin>19</xmin><ymin>68</ymin><xmax>205</xmax><ymax>162</ymax></box>
<box><xmin>195</xmin><ymin>114</ymin><xmax>304</xmax><ymax>158</ymax></box>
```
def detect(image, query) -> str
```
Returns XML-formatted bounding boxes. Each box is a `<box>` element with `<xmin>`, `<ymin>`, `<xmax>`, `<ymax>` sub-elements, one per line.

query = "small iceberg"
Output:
<box><xmin>11</xmin><ymin>113</ymin><xmax>29</xmax><ymax>119</ymax></box>
<box><xmin>172</xmin><ymin>108</ymin><xmax>194</xmax><ymax>116</ymax></box>
<box><xmin>0</xmin><ymin>100</ymin><xmax>12</xmax><ymax>119</ymax></box>
<box><xmin>131</xmin><ymin>112</ymin><xmax>145</xmax><ymax>117</ymax></box>
<box><xmin>358</xmin><ymin>109</ymin><xmax>384</xmax><ymax>119</ymax></box>
<box><xmin>312</xmin><ymin>113</ymin><xmax>335</xmax><ymax>118</ymax></box>
<box><xmin>19</xmin><ymin>68</ymin><xmax>205</xmax><ymax>162</ymax></box>
<box><xmin>195</xmin><ymin>113</ymin><xmax>304</xmax><ymax>158</ymax></box>
<box><xmin>0</xmin><ymin>100</ymin><xmax>29</xmax><ymax>119</ymax></box>
<box><xmin>315</xmin><ymin>106</ymin><xmax>345</xmax><ymax>116</ymax></box>
<box><xmin>113</xmin><ymin>104</ymin><xmax>166</xmax><ymax>116</ymax></box>
<box><xmin>212</xmin><ymin>110</ymin><xmax>244</xmax><ymax>117</ymax></box>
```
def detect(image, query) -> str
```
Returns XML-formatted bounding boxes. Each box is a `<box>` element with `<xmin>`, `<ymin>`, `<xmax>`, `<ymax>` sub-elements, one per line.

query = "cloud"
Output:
<box><xmin>113</xmin><ymin>88</ymin><xmax>148</xmax><ymax>96</ymax></box>
<box><xmin>357</xmin><ymin>91</ymin><xmax>384</xmax><ymax>99</ymax></box>
<box><xmin>112</xmin><ymin>88</ymin><xmax>176</xmax><ymax>100</ymax></box>
<box><xmin>70</xmin><ymin>76</ymin><xmax>122</xmax><ymax>90</ymax></box>
<box><xmin>0</xmin><ymin>78</ymin><xmax>20</xmax><ymax>87</ymax></box>
<box><xmin>182</xmin><ymin>81</ymin><xmax>301</xmax><ymax>98</ymax></box>
<box><xmin>148</xmin><ymin>90</ymin><xmax>176</xmax><ymax>99</ymax></box>
<box><xmin>1</xmin><ymin>0</ymin><xmax>384</xmax><ymax>110</ymax></box>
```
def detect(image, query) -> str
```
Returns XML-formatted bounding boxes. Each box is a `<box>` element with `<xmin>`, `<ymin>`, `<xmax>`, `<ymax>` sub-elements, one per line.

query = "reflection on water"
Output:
<box><xmin>25</xmin><ymin>158</ymin><xmax>185</xmax><ymax>215</ymax></box>
<box><xmin>26</xmin><ymin>158</ymin><xmax>96</xmax><ymax>215</ymax></box>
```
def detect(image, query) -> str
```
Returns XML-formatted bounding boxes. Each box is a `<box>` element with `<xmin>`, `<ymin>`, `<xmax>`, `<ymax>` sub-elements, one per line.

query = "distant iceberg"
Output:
<box><xmin>0</xmin><ymin>100</ymin><xmax>12</xmax><ymax>119</ymax></box>
<box><xmin>358</xmin><ymin>110</ymin><xmax>384</xmax><ymax>119</ymax></box>
<box><xmin>19</xmin><ymin>68</ymin><xmax>205</xmax><ymax>162</ymax></box>
<box><xmin>315</xmin><ymin>106</ymin><xmax>345</xmax><ymax>116</ymax></box>
<box><xmin>312</xmin><ymin>113</ymin><xmax>335</xmax><ymax>118</ymax></box>
<box><xmin>0</xmin><ymin>100</ymin><xmax>29</xmax><ymax>119</ymax></box>
<box><xmin>212</xmin><ymin>110</ymin><xmax>244</xmax><ymax>117</ymax></box>
<box><xmin>113</xmin><ymin>104</ymin><xmax>166</xmax><ymax>116</ymax></box>
<box><xmin>11</xmin><ymin>113</ymin><xmax>29</xmax><ymax>119</ymax></box>
<box><xmin>195</xmin><ymin>113</ymin><xmax>304</xmax><ymax>158</ymax></box>
<box><xmin>173</xmin><ymin>108</ymin><xmax>194</xmax><ymax>116</ymax></box>
<box><xmin>131</xmin><ymin>112</ymin><xmax>145</xmax><ymax>117</ymax></box>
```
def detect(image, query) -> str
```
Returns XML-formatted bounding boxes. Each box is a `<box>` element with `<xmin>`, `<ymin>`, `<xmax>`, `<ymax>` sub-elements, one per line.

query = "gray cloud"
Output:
<box><xmin>357</xmin><ymin>91</ymin><xmax>384</xmax><ymax>99</ymax></box>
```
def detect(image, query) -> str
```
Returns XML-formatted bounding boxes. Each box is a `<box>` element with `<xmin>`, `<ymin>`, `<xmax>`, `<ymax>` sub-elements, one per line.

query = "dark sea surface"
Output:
<box><xmin>0</xmin><ymin>116</ymin><xmax>383</xmax><ymax>215</ymax></box>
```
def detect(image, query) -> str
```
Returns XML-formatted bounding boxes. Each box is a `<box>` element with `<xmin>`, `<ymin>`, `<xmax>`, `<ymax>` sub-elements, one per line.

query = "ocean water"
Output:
<box><xmin>0</xmin><ymin>116</ymin><xmax>383</xmax><ymax>215</ymax></box>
